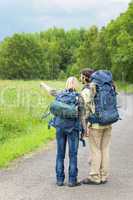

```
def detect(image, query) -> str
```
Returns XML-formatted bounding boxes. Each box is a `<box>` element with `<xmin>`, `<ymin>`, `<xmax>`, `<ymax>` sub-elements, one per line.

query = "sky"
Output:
<box><xmin>0</xmin><ymin>0</ymin><xmax>131</xmax><ymax>41</ymax></box>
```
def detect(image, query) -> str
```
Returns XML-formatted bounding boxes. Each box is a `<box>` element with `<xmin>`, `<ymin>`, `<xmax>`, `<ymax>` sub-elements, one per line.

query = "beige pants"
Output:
<box><xmin>88</xmin><ymin>127</ymin><xmax>112</xmax><ymax>183</ymax></box>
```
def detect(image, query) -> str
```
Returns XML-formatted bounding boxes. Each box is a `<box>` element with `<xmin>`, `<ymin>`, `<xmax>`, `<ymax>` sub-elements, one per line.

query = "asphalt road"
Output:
<box><xmin>0</xmin><ymin>94</ymin><xmax>133</xmax><ymax>200</ymax></box>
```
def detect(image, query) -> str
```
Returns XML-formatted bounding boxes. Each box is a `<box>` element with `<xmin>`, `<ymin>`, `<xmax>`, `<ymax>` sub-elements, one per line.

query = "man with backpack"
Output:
<box><xmin>80</xmin><ymin>68</ymin><xmax>119</xmax><ymax>185</ymax></box>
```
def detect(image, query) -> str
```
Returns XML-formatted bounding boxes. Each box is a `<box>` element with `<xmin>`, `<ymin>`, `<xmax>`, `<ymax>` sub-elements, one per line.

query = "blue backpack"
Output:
<box><xmin>50</xmin><ymin>89</ymin><xmax>79</xmax><ymax>119</ymax></box>
<box><xmin>88</xmin><ymin>70</ymin><xmax>120</xmax><ymax>125</ymax></box>
<box><xmin>49</xmin><ymin>89</ymin><xmax>81</xmax><ymax>132</ymax></box>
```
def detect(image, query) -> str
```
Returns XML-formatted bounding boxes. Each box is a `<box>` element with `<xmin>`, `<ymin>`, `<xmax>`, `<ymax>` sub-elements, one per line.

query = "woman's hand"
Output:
<box><xmin>40</xmin><ymin>82</ymin><xmax>49</xmax><ymax>90</ymax></box>
<box><xmin>40</xmin><ymin>82</ymin><xmax>45</xmax><ymax>88</ymax></box>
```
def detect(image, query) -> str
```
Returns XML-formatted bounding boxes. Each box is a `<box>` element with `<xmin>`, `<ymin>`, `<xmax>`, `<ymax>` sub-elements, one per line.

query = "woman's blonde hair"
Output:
<box><xmin>65</xmin><ymin>76</ymin><xmax>79</xmax><ymax>90</ymax></box>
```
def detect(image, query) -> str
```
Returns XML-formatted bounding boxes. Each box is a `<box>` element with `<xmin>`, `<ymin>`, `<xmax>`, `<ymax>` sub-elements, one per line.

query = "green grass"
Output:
<box><xmin>0</xmin><ymin>125</ymin><xmax>55</xmax><ymax>167</ymax></box>
<box><xmin>0</xmin><ymin>80</ymin><xmax>65</xmax><ymax>168</ymax></box>
<box><xmin>116</xmin><ymin>81</ymin><xmax>133</xmax><ymax>93</ymax></box>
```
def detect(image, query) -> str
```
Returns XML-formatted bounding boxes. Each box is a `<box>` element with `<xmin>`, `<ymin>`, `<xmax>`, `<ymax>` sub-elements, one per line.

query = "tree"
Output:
<box><xmin>0</xmin><ymin>33</ymin><xmax>44</xmax><ymax>79</ymax></box>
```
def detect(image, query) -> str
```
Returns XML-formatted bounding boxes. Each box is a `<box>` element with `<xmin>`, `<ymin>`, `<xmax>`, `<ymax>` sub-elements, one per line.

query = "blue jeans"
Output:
<box><xmin>56</xmin><ymin>128</ymin><xmax>79</xmax><ymax>184</ymax></box>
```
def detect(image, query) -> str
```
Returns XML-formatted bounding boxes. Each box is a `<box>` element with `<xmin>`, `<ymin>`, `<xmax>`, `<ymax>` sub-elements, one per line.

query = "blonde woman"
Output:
<box><xmin>40</xmin><ymin>77</ymin><xmax>83</xmax><ymax>187</ymax></box>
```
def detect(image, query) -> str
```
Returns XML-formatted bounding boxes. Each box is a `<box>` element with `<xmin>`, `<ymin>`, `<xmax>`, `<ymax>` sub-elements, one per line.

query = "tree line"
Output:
<box><xmin>0</xmin><ymin>2</ymin><xmax>133</xmax><ymax>82</ymax></box>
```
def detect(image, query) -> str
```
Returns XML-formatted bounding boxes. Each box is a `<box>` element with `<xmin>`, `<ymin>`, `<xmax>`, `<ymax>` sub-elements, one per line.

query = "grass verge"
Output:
<box><xmin>116</xmin><ymin>81</ymin><xmax>133</xmax><ymax>93</ymax></box>
<box><xmin>0</xmin><ymin>124</ymin><xmax>55</xmax><ymax>168</ymax></box>
<box><xmin>0</xmin><ymin>80</ymin><xmax>58</xmax><ymax>168</ymax></box>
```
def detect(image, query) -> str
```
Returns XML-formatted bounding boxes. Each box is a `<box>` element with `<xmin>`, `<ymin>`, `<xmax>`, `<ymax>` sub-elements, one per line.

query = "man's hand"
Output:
<box><xmin>84</xmin><ymin>127</ymin><xmax>90</xmax><ymax>137</ymax></box>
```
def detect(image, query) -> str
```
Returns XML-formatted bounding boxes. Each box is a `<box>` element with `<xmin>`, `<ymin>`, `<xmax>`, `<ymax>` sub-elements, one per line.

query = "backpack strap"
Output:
<box><xmin>41</xmin><ymin>105</ymin><xmax>51</xmax><ymax>120</ymax></box>
<box><xmin>82</xmin><ymin>84</ymin><xmax>90</xmax><ymax>91</ymax></box>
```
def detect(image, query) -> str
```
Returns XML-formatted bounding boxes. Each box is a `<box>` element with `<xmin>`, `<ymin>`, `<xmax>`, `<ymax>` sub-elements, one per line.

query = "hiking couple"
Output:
<box><xmin>40</xmin><ymin>68</ymin><xmax>119</xmax><ymax>187</ymax></box>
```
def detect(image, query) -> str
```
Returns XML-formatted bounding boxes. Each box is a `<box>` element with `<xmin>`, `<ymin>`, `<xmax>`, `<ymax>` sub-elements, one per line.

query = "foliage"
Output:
<box><xmin>0</xmin><ymin>3</ymin><xmax>133</xmax><ymax>82</ymax></box>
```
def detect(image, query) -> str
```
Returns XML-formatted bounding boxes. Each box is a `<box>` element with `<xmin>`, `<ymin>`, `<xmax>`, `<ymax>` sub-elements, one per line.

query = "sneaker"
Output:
<box><xmin>82</xmin><ymin>178</ymin><xmax>101</xmax><ymax>185</ymax></box>
<box><xmin>56</xmin><ymin>181</ymin><xmax>64</xmax><ymax>186</ymax></box>
<box><xmin>101</xmin><ymin>180</ymin><xmax>108</xmax><ymax>184</ymax></box>
<box><xmin>68</xmin><ymin>181</ymin><xmax>82</xmax><ymax>187</ymax></box>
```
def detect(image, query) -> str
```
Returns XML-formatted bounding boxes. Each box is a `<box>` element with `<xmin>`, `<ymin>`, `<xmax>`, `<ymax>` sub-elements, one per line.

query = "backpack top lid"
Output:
<box><xmin>90</xmin><ymin>70</ymin><xmax>113</xmax><ymax>85</ymax></box>
<box><xmin>56</xmin><ymin>89</ymin><xmax>79</xmax><ymax>105</ymax></box>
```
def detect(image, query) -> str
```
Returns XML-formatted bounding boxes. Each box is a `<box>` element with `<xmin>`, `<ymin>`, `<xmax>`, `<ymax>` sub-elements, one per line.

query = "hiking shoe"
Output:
<box><xmin>68</xmin><ymin>181</ymin><xmax>82</xmax><ymax>187</ymax></box>
<box><xmin>56</xmin><ymin>181</ymin><xmax>64</xmax><ymax>186</ymax></box>
<box><xmin>82</xmin><ymin>178</ymin><xmax>101</xmax><ymax>185</ymax></box>
<box><xmin>101</xmin><ymin>180</ymin><xmax>108</xmax><ymax>184</ymax></box>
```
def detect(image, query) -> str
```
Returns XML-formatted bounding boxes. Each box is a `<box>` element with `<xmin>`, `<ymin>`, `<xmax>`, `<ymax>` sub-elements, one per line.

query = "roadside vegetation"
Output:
<box><xmin>0</xmin><ymin>81</ymin><xmax>65</xmax><ymax>167</ymax></box>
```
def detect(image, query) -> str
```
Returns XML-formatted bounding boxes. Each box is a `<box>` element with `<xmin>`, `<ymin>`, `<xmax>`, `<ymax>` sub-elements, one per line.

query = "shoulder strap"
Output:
<box><xmin>82</xmin><ymin>84</ymin><xmax>90</xmax><ymax>91</ymax></box>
